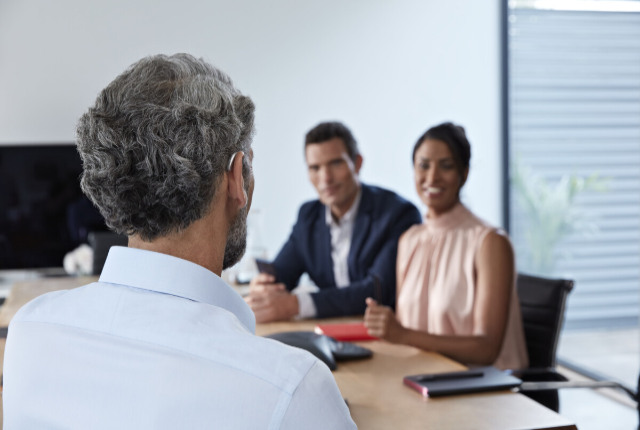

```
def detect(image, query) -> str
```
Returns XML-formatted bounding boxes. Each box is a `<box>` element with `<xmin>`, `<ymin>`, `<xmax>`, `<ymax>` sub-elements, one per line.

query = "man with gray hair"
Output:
<box><xmin>3</xmin><ymin>54</ymin><xmax>356</xmax><ymax>430</ymax></box>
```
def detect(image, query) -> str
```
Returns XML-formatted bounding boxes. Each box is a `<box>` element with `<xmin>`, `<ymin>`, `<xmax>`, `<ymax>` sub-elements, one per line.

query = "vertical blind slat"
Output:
<box><xmin>508</xmin><ymin>8</ymin><xmax>640</xmax><ymax>328</ymax></box>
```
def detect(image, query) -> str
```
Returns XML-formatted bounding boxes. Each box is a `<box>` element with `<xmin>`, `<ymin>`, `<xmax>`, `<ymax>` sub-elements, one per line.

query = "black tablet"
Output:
<box><xmin>404</xmin><ymin>366</ymin><xmax>521</xmax><ymax>397</ymax></box>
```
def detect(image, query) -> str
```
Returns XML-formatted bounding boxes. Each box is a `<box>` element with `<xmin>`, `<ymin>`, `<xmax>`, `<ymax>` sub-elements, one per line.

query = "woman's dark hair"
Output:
<box><xmin>305</xmin><ymin>121</ymin><xmax>359</xmax><ymax>161</ymax></box>
<box><xmin>412</xmin><ymin>122</ymin><xmax>471</xmax><ymax>180</ymax></box>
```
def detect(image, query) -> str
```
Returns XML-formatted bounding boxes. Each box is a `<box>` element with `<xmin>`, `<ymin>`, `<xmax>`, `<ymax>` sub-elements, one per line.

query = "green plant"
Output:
<box><xmin>511</xmin><ymin>159</ymin><xmax>608</xmax><ymax>276</ymax></box>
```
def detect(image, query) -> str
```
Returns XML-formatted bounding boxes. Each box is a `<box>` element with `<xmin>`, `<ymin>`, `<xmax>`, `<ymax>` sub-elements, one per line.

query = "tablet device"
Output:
<box><xmin>255</xmin><ymin>258</ymin><xmax>277</xmax><ymax>277</ymax></box>
<box><xmin>403</xmin><ymin>366</ymin><xmax>521</xmax><ymax>397</ymax></box>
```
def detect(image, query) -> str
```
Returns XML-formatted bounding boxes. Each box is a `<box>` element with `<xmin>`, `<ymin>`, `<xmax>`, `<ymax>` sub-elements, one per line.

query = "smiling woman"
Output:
<box><xmin>364</xmin><ymin>122</ymin><xmax>529</xmax><ymax>370</ymax></box>
<box><xmin>412</xmin><ymin>123</ymin><xmax>470</xmax><ymax>216</ymax></box>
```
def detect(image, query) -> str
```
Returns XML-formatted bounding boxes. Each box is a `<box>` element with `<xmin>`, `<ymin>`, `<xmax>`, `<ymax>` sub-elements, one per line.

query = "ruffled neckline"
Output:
<box><xmin>424</xmin><ymin>202</ymin><xmax>472</xmax><ymax>232</ymax></box>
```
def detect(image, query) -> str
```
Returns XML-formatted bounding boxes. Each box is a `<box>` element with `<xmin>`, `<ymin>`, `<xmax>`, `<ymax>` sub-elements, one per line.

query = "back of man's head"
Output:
<box><xmin>304</xmin><ymin>121</ymin><xmax>359</xmax><ymax>161</ymax></box>
<box><xmin>76</xmin><ymin>53</ymin><xmax>255</xmax><ymax>242</ymax></box>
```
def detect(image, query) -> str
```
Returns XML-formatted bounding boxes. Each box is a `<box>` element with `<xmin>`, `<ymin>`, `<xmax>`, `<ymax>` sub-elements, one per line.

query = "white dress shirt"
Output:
<box><xmin>3</xmin><ymin>247</ymin><xmax>356</xmax><ymax>430</ymax></box>
<box><xmin>296</xmin><ymin>189</ymin><xmax>362</xmax><ymax>318</ymax></box>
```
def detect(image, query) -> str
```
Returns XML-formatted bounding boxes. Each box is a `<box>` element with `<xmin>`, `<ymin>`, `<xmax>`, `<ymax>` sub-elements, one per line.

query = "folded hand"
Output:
<box><xmin>249</xmin><ymin>273</ymin><xmax>286</xmax><ymax>294</ymax></box>
<box><xmin>245</xmin><ymin>275</ymin><xmax>298</xmax><ymax>323</ymax></box>
<box><xmin>364</xmin><ymin>298</ymin><xmax>406</xmax><ymax>343</ymax></box>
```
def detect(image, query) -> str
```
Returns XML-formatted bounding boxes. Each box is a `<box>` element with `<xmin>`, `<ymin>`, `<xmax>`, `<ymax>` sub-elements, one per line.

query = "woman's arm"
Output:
<box><xmin>365</xmin><ymin>230</ymin><xmax>514</xmax><ymax>365</ymax></box>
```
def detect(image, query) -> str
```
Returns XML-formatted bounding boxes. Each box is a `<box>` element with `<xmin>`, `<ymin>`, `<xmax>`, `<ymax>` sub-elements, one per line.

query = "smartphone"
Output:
<box><xmin>255</xmin><ymin>258</ymin><xmax>277</xmax><ymax>277</ymax></box>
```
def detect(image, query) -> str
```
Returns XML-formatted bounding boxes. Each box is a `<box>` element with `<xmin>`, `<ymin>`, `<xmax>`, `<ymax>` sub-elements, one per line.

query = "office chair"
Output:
<box><xmin>508</xmin><ymin>273</ymin><xmax>574</xmax><ymax>410</ymax></box>
<box><xmin>509</xmin><ymin>273</ymin><xmax>637</xmax><ymax>412</ymax></box>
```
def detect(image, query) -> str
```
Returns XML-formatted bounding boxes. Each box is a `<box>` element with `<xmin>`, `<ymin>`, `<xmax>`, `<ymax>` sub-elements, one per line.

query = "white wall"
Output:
<box><xmin>0</xmin><ymin>0</ymin><xmax>503</xmax><ymax>258</ymax></box>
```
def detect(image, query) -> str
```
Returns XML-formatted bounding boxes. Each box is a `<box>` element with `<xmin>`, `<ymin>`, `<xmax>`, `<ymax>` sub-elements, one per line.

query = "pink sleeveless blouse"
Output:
<box><xmin>396</xmin><ymin>203</ymin><xmax>528</xmax><ymax>370</ymax></box>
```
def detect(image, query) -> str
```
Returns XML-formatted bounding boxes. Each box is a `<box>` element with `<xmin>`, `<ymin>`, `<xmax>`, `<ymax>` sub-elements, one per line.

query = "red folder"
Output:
<box><xmin>314</xmin><ymin>322</ymin><xmax>378</xmax><ymax>341</ymax></box>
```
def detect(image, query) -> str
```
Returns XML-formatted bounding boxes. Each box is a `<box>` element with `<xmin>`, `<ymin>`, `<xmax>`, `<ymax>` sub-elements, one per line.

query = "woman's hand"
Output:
<box><xmin>364</xmin><ymin>298</ymin><xmax>407</xmax><ymax>343</ymax></box>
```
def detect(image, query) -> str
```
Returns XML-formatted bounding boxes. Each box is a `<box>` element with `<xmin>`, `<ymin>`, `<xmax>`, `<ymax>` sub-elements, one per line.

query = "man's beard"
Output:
<box><xmin>222</xmin><ymin>203</ymin><xmax>248</xmax><ymax>270</ymax></box>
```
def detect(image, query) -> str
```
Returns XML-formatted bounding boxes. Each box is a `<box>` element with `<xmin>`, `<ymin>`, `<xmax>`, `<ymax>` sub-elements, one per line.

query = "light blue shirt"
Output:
<box><xmin>3</xmin><ymin>247</ymin><xmax>356</xmax><ymax>430</ymax></box>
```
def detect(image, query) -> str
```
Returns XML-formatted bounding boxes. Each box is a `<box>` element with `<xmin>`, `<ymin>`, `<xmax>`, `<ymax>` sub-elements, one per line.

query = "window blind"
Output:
<box><xmin>508</xmin><ymin>6</ymin><xmax>640</xmax><ymax>329</ymax></box>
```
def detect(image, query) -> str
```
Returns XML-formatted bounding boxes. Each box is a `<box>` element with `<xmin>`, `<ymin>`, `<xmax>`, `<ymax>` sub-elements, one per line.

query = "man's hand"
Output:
<box><xmin>249</xmin><ymin>273</ymin><xmax>286</xmax><ymax>294</ymax></box>
<box><xmin>364</xmin><ymin>298</ymin><xmax>407</xmax><ymax>343</ymax></box>
<box><xmin>246</xmin><ymin>274</ymin><xmax>299</xmax><ymax>323</ymax></box>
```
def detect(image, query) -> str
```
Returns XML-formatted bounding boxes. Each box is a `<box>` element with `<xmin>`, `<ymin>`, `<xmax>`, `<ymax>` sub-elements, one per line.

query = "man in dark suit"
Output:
<box><xmin>246</xmin><ymin>122</ymin><xmax>421</xmax><ymax>322</ymax></box>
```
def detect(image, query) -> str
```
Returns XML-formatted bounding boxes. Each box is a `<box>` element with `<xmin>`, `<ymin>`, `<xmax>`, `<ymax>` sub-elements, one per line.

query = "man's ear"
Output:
<box><xmin>354</xmin><ymin>154</ymin><xmax>363</xmax><ymax>174</ymax></box>
<box><xmin>227</xmin><ymin>151</ymin><xmax>247</xmax><ymax>210</ymax></box>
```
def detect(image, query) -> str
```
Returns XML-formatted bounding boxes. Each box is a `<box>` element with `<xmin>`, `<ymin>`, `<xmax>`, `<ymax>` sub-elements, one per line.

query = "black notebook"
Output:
<box><xmin>403</xmin><ymin>366</ymin><xmax>521</xmax><ymax>397</ymax></box>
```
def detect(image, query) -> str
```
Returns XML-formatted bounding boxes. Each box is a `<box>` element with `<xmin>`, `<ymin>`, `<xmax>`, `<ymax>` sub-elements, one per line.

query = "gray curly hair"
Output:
<box><xmin>76</xmin><ymin>53</ymin><xmax>255</xmax><ymax>242</ymax></box>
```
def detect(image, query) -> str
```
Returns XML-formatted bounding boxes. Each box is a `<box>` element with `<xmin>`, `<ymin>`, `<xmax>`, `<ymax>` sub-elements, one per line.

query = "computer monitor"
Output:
<box><xmin>0</xmin><ymin>144</ymin><xmax>108</xmax><ymax>269</ymax></box>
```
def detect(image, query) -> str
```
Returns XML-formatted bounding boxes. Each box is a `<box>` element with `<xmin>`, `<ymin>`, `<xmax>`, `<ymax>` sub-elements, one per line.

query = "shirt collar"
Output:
<box><xmin>99</xmin><ymin>247</ymin><xmax>256</xmax><ymax>334</ymax></box>
<box><xmin>325</xmin><ymin>186</ymin><xmax>363</xmax><ymax>227</ymax></box>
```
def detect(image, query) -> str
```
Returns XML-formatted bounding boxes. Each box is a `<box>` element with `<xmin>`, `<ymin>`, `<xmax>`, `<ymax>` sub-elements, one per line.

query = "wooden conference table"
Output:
<box><xmin>0</xmin><ymin>277</ymin><xmax>577</xmax><ymax>430</ymax></box>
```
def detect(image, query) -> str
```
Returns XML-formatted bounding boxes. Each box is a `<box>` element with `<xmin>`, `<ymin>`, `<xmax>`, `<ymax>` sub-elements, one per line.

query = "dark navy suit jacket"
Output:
<box><xmin>272</xmin><ymin>184</ymin><xmax>422</xmax><ymax>318</ymax></box>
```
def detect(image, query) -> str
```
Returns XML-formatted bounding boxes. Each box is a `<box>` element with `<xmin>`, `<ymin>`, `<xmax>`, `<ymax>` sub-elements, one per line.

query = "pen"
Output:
<box><xmin>372</xmin><ymin>274</ymin><xmax>382</xmax><ymax>304</ymax></box>
<box><xmin>416</xmin><ymin>371</ymin><xmax>484</xmax><ymax>382</ymax></box>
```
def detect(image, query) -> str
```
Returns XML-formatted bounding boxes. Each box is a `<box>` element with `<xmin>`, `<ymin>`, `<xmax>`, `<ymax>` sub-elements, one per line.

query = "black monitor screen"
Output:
<box><xmin>0</xmin><ymin>145</ymin><xmax>108</xmax><ymax>269</ymax></box>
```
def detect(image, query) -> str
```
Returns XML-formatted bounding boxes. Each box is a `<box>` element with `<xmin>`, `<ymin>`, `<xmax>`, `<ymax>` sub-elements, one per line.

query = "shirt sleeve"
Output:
<box><xmin>293</xmin><ymin>291</ymin><xmax>317</xmax><ymax>319</ymax></box>
<box><xmin>279</xmin><ymin>361</ymin><xmax>357</xmax><ymax>430</ymax></box>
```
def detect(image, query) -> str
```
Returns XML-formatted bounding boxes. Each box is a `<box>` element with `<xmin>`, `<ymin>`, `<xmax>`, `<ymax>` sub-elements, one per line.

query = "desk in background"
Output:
<box><xmin>0</xmin><ymin>277</ymin><xmax>577</xmax><ymax>430</ymax></box>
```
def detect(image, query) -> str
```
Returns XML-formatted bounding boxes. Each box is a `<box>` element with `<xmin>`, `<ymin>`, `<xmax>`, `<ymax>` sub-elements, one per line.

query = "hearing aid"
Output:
<box><xmin>227</xmin><ymin>151</ymin><xmax>248</xmax><ymax>209</ymax></box>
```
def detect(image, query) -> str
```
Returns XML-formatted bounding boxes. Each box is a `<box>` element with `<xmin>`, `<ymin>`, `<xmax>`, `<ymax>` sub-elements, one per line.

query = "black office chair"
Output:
<box><xmin>509</xmin><ymin>274</ymin><xmax>574</xmax><ymax>411</ymax></box>
<box><xmin>510</xmin><ymin>273</ymin><xmax>637</xmax><ymax>412</ymax></box>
